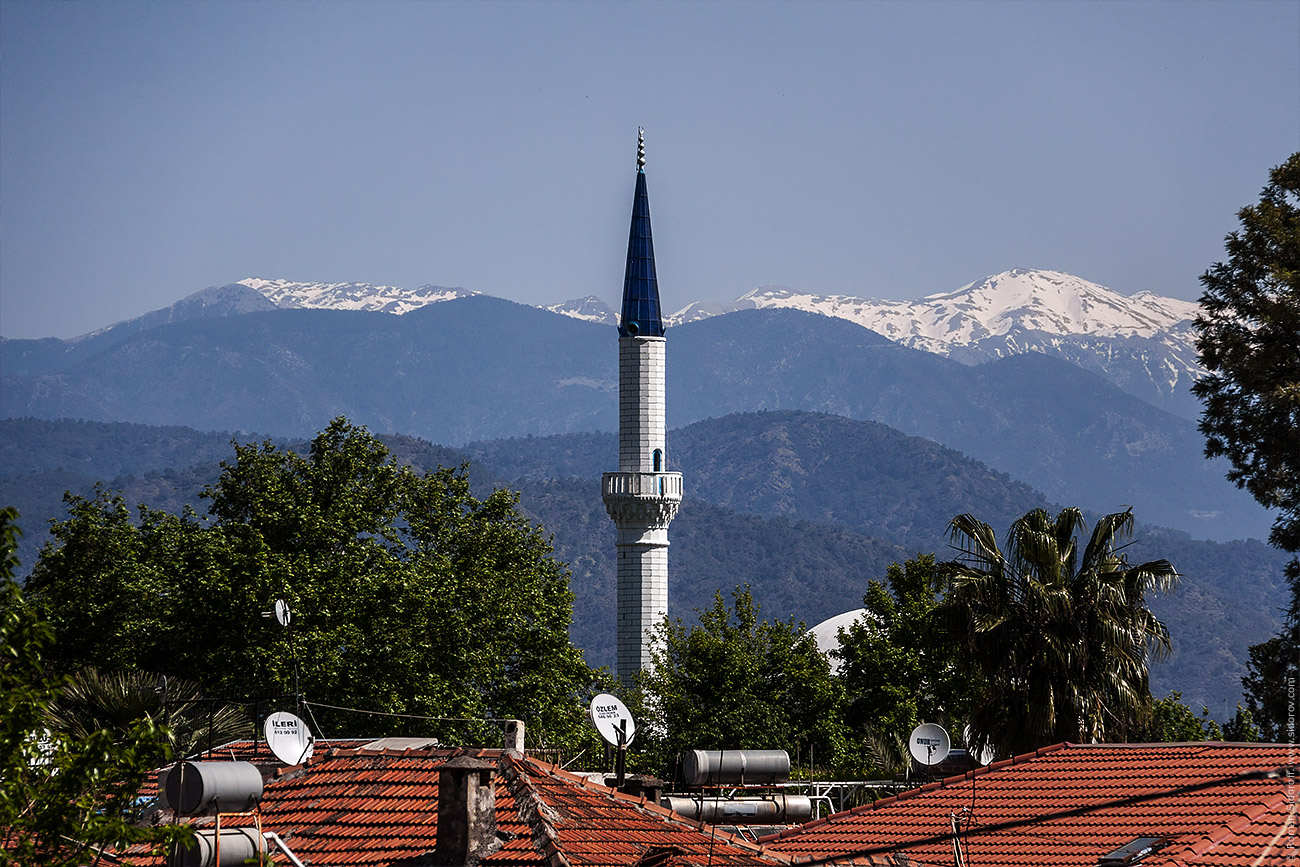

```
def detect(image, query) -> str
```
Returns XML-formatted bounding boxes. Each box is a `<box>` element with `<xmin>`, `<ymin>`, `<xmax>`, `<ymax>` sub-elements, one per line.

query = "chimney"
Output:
<box><xmin>502</xmin><ymin>719</ymin><xmax>524</xmax><ymax>754</ymax></box>
<box><xmin>435</xmin><ymin>756</ymin><xmax>500</xmax><ymax>866</ymax></box>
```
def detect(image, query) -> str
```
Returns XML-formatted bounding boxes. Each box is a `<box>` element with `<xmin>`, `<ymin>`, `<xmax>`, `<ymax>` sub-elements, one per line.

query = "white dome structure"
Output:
<box><xmin>806</xmin><ymin>608</ymin><xmax>874</xmax><ymax>674</ymax></box>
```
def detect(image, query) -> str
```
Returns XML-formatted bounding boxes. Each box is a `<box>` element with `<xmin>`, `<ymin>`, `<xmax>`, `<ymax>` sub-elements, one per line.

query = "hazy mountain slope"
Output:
<box><xmin>1</xmin><ymin>298</ymin><xmax>618</xmax><ymax>441</ymax></box>
<box><xmin>669</xmin><ymin>310</ymin><xmax>1265</xmax><ymax>541</ymax></box>
<box><xmin>515</xmin><ymin>476</ymin><xmax>908</xmax><ymax>670</ymax></box>
<box><xmin>0</xmin><ymin>284</ymin><xmax>277</xmax><ymax>377</ymax></box>
<box><xmin>1</xmin><ymin>301</ymin><xmax>1269</xmax><ymax>541</ymax></box>
<box><xmin>466</xmin><ymin>415</ymin><xmax>1286</xmax><ymax>714</ymax></box>
<box><xmin>468</xmin><ymin>412</ymin><xmax>1052</xmax><ymax>551</ymax></box>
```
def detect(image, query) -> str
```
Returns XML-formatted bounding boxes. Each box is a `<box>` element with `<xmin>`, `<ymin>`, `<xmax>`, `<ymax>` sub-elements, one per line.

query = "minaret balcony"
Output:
<box><xmin>602</xmin><ymin>472</ymin><xmax>683</xmax><ymax>528</ymax></box>
<box><xmin>602</xmin><ymin>471</ymin><xmax>682</xmax><ymax>500</ymax></box>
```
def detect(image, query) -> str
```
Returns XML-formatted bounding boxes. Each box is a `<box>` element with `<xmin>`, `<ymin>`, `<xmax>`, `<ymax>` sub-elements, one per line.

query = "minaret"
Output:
<box><xmin>602</xmin><ymin>129</ymin><xmax>683</xmax><ymax>687</ymax></box>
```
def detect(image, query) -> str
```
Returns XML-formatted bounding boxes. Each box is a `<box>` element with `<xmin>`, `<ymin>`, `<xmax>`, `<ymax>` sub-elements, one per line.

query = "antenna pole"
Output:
<box><xmin>615</xmin><ymin>720</ymin><xmax>627</xmax><ymax>788</ymax></box>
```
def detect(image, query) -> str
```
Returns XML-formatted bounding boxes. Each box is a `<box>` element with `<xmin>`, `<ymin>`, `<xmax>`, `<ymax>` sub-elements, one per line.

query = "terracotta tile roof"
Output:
<box><xmin>761</xmin><ymin>742</ymin><xmax>1297</xmax><ymax>867</ymax></box>
<box><xmin>116</xmin><ymin>746</ymin><xmax>803</xmax><ymax>867</ymax></box>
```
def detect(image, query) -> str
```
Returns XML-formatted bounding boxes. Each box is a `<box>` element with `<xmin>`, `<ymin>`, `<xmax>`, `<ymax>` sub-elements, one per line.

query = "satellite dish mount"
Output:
<box><xmin>908</xmin><ymin>723</ymin><xmax>952</xmax><ymax>773</ymax></box>
<box><xmin>589</xmin><ymin>693</ymin><xmax>636</xmax><ymax>788</ymax></box>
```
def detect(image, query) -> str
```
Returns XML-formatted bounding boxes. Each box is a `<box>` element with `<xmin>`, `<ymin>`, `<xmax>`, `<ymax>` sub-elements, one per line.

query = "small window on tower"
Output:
<box><xmin>653</xmin><ymin>449</ymin><xmax>662</xmax><ymax>472</ymax></box>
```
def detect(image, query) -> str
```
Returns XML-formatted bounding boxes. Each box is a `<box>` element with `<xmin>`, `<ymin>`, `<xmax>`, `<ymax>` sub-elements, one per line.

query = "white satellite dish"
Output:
<box><xmin>274</xmin><ymin>599</ymin><xmax>292</xmax><ymax>627</ymax></box>
<box><xmin>588</xmin><ymin>693</ymin><xmax>636</xmax><ymax>746</ymax></box>
<box><xmin>964</xmin><ymin>725</ymin><xmax>995</xmax><ymax>765</ymax></box>
<box><xmin>264</xmin><ymin>711</ymin><xmax>314</xmax><ymax>765</ymax></box>
<box><xmin>908</xmin><ymin>722</ymin><xmax>951</xmax><ymax>766</ymax></box>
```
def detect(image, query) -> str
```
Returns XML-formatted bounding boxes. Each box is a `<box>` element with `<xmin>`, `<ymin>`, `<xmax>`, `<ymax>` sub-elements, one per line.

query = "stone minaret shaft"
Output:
<box><xmin>602</xmin><ymin>130</ymin><xmax>682</xmax><ymax>686</ymax></box>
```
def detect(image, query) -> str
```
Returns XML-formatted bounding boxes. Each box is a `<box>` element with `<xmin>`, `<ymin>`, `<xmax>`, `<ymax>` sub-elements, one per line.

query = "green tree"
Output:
<box><xmin>937</xmin><ymin>508</ymin><xmax>1179</xmax><ymax>758</ymax></box>
<box><xmin>0</xmin><ymin>508</ymin><xmax>190</xmax><ymax>867</ymax></box>
<box><xmin>636</xmin><ymin>587</ymin><xmax>849</xmax><ymax>778</ymax></box>
<box><xmin>1221</xmin><ymin>705</ymin><xmax>1261</xmax><ymax>742</ymax></box>
<box><xmin>1240</xmin><ymin>637</ymin><xmax>1291</xmax><ymax>741</ymax></box>
<box><xmin>46</xmin><ymin>669</ymin><xmax>249</xmax><ymax>761</ymax></box>
<box><xmin>27</xmin><ymin>418</ymin><xmax>600</xmax><ymax>749</ymax></box>
<box><xmin>835</xmin><ymin>555</ymin><xmax>977</xmax><ymax>773</ymax></box>
<box><xmin>1143</xmin><ymin>692</ymin><xmax>1223</xmax><ymax>742</ymax></box>
<box><xmin>1192</xmin><ymin>152</ymin><xmax>1300</xmax><ymax>742</ymax></box>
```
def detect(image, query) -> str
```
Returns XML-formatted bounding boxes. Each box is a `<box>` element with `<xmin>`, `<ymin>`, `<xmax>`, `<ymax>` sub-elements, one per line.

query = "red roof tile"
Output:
<box><xmin>113</xmin><ymin>747</ymin><xmax>816</xmax><ymax>867</ymax></box>
<box><xmin>762</xmin><ymin>742</ymin><xmax>1296</xmax><ymax>867</ymax></box>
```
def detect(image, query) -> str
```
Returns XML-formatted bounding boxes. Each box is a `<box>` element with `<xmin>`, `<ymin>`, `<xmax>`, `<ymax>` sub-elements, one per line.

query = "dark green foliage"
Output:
<box><xmin>835</xmin><ymin>556</ymin><xmax>976</xmax><ymax>766</ymax></box>
<box><xmin>636</xmin><ymin>588</ymin><xmax>851</xmax><ymax>778</ymax></box>
<box><xmin>1144</xmin><ymin>691</ymin><xmax>1223</xmax><ymax>742</ymax></box>
<box><xmin>1221</xmin><ymin>705</ymin><xmax>1262</xmax><ymax>742</ymax></box>
<box><xmin>937</xmin><ymin>508</ymin><xmax>1179</xmax><ymax>758</ymax></box>
<box><xmin>25</xmin><ymin>419</ymin><xmax>601</xmax><ymax>748</ymax></box>
<box><xmin>46</xmin><ymin>669</ymin><xmax>249</xmax><ymax>761</ymax></box>
<box><xmin>0</xmin><ymin>508</ymin><xmax>190</xmax><ymax>866</ymax></box>
<box><xmin>1240</xmin><ymin>635</ymin><xmax>1296</xmax><ymax>742</ymax></box>
<box><xmin>1193</xmin><ymin>152</ymin><xmax>1300</xmax><ymax>555</ymax></box>
<box><xmin>1193</xmin><ymin>152</ymin><xmax>1300</xmax><ymax>745</ymax></box>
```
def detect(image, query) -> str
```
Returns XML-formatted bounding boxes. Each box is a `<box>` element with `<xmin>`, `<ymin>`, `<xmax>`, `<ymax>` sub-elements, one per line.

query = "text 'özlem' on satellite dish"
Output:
<box><xmin>588</xmin><ymin>693</ymin><xmax>636</xmax><ymax>746</ymax></box>
<box><xmin>908</xmin><ymin>722</ymin><xmax>951</xmax><ymax>766</ymax></box>
<box><xmin>264</xmin><ymin>711</ymin><xmax>314</xmax><ymax>765</ymax></box>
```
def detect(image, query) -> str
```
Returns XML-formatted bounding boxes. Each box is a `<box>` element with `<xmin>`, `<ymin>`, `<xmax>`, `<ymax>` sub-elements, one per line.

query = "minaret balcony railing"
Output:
<box><xmin>602</xmin><ymin>472</ymin><xmax>683</xmax><ymax>501</ymax></box>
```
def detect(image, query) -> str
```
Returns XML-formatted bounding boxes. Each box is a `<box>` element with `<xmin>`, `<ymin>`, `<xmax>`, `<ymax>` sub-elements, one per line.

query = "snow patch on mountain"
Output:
<box><xmin>237</xmin><ymin>278</ymin><xmax>477</xmax><ymax>314</ymax></box>
<box><xmin>666</xmin><ymin>269</ymin><xmax>1206</xmax><ymax>418</ymax></box>
<box><xmin>668</xmin><ymin>270</ymin><xmax>1199</xmax><ymax>349</ymax></box>
<box><xmin>544</xmin><ymin>296</ymin><xmax>618</xmax><ymax>326</ymax></box>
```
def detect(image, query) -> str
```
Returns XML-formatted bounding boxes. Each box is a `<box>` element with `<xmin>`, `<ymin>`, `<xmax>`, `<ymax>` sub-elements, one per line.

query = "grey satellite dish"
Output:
<box><xmin>274</xmin><ymin>599</ymin><xmax>292</xmax><ymax>627</ymax></box>
<box><xmin>964</xmin><ymin>725</ymin><xmax>995</xmax><ymax>765</ymax></box>
<box><xmin>908</xmin><ymin>722</ymin><xmax>951</xmax><ymax>766</ymax></box>
<box><xmin>264</xmin><ymin>711</ymin><xmax>314</xmax><ymax>765</ymax></box>
<box><xmin>589</xmin><ymin>693</ymin><xmax>636</xmax><ymax>746</ymax></box>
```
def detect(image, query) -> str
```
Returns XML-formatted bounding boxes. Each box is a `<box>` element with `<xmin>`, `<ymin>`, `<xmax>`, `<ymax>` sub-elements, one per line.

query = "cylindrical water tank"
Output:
<box><xmin>679</xmin><ymin>750</ymin><xmax>791</xmax><ymax>786</ymax></box>
<box><xmin>661</xmin><ymin>795</ymin><xmax>813</xmax><ymax>824</ymax></box>
<box><xmin>165</xmin><ymin>762</ymin><xmax>263</xmax><ymax>816</ymax></box>
<box><xmin>168</xmin><ymin>829</ymin><xmax>264</xmax><ymax>867</ymax></box>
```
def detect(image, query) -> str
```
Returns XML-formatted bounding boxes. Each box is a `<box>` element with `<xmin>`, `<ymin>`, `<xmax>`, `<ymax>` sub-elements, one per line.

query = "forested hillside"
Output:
<box><xmin>1</xmin><ymin>415</ymin><xmax>1286</xmax><ymax>714</ymax></box>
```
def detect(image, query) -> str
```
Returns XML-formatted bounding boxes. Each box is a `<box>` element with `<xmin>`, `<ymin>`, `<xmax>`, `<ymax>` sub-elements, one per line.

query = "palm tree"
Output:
<box><xmin>45</xmin><ymin>669</ymin><xmax>249</xmax><ymax>761</ymax></box>
<box><xmin>936</xmin><ymin>507</ymin><xmax>1178</xmax><ymax>759</ymax></box>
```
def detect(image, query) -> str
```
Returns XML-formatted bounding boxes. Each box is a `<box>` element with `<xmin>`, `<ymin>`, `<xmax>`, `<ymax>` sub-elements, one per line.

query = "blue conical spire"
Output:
<box><xmin>619</xmin><ymin>128</ymin><xmax>664</xmax><ymax>338</ymax></box>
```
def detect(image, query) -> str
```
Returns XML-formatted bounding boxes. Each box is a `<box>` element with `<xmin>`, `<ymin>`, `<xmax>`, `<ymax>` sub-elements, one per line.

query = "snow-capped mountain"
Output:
<box><xmin>666</xmin><ymin>269</ymin><xmax>1206</xmax><ymax>419</ymax></box>
<box><xmin>236</xmin><ymin>278</ymin><xmax>477</xmax><ymax>314</ymax></box>
<box><xmin>543</xmin><ymin>296</ymin><xmax>618</xmax><ymax>326</ymax></box>
<box><xmin>44</xmin><ymin>269</ymin><xmax>1202</xmax><ymax>420</ymax></box>
<box><xmin>667</xmin><ymin>269</ymin><xmax>1198</xmax><ymax>343</ymax></box>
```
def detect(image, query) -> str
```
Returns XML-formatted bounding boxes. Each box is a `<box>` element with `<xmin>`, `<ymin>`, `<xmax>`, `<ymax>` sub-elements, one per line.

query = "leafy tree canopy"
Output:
<box><xmin>1193</xmin><ymin>152</ymin><xmax>1300</xmax><ymax>556</ymax></box>
<box><xmin>0</xmin><ymin>508</ymin><xmax>190</xmax><ymax>867</ymax></box>
<box><xmin>834</xmin><ymin>555</ymin><xmax>978</xmax><ymax>773</ymax></box>
<box><xmin>1193</xmin><ymin>152</ymin><xmax>1300</xmax><ymax>744</ymax></box>
<box><xmin>937</xmin><ymin>507</ymin><xmax>1178</xmax><ymax>759</ymax></box>
<box><xmin>636</xmin><ymin>587</ymin><xmax>851</xmax><ymax>778</ymax></box>
<box><xmin>26</xmin><ymin>418</ymin><xmax>602</xmax><ymax>749</ymax></box>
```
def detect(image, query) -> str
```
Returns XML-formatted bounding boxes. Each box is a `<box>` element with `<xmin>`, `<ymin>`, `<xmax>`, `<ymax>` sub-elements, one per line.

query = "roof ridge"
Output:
<box><xmin>1071</xmin><ymin>741</ymin><xmax>1294</xmax><ymax>750</ymax></box>
<box><xmin>515</xmin><ymin>756</ymin><xmax>792</xmax><ymax>865</ymax></box>
<box><xmin>500</xmin><ymin>753</ymin><xmax>574</xmax><ymax>867</ymax></box>
<box><xmin>765</xmin><ymin>742</ymin><xmax>1074</xmax><ymax>839</ymax></box>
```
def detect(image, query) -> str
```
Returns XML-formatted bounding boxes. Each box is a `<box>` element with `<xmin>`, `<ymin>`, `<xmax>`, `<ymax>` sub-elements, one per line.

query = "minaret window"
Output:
<box><xmin>653</xmin><ymin>449</ymin><xmax>663</xmax><ymax>472</ymax></box>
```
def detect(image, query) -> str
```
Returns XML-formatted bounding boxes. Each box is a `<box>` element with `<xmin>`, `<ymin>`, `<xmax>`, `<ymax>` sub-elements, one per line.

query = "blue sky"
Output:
<box><xmin>1</xmin><ymin>0</ymin><xmax>1297</xmax><ymax>339</ymax></box>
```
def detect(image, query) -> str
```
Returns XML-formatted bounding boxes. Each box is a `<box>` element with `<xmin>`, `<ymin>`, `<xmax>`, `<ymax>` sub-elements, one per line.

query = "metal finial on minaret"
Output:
<box><xmin>637</xmin><ymin>127</ymin><xmax>645</xmax><ymax>172</ymax></box>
